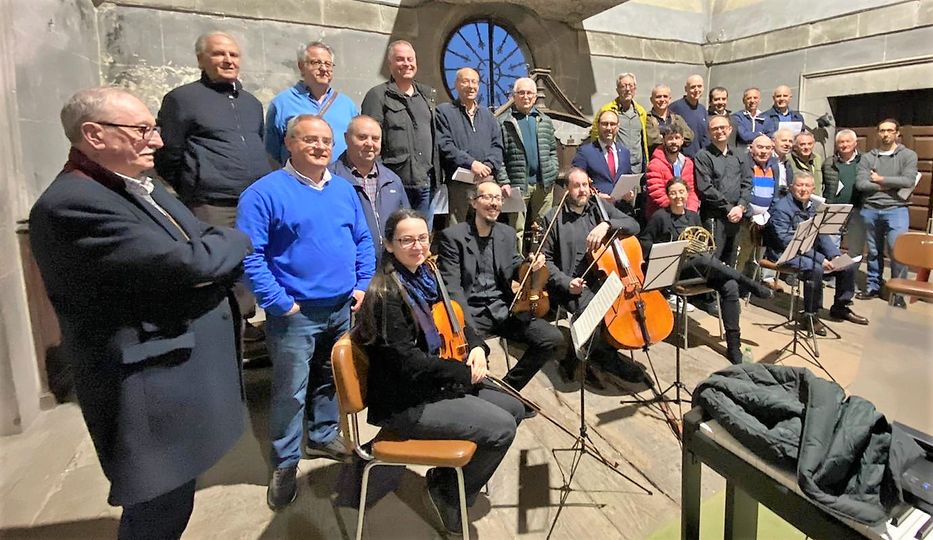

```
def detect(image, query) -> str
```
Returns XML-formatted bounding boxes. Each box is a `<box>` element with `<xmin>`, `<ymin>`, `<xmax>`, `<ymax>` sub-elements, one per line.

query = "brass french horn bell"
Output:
<box><xmin>678</xmin><ymin>226</ymin><xmax>716</xmax><ymax>256</ymax></box>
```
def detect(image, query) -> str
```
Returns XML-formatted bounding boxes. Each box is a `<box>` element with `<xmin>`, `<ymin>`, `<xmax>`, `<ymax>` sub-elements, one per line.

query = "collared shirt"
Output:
<box><xmin>118</xmin><ymin>172</ymin><xmax>190</xmax><ymax>240</ymax></box>
<box><xmin>350</xmin><ymin>162</ymin><xmax>380</xmax><ymax>202</ymax></box>
<box><xmin>599</xmin><ymin>139</ymin><xmax>616</xmax><ymax>173</ymax></box>
<box><xmin>467</xmin><ymin>232</ymin><xmax>508</xmax><ymax>323</ymax></box>
<box><xmin>285</xmin><ymin>160</ymin><xmax>331</xmax><ymax>191</ymax></box>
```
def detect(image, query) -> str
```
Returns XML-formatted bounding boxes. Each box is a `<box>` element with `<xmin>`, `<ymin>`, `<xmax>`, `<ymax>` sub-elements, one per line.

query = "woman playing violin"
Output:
<box><xmin>352</xmin><ymin>208</ymin><xmax>524</xmax><ymax>535</ymax></box>
<box><xmin>638</xmin><ymin>177</ymin><xmax>773</xmax><ymax>364</ymax></box>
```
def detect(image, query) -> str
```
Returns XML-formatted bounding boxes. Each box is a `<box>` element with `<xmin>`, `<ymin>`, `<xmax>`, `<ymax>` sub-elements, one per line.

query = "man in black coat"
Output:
<box><xmin>29</xmin><ymin>87</ymin><xmax>252</xmax><ymax>539</ymax></box>
<box><xmin>437</xmin><ymin>180</ymin><xmax>562</xmax><ymax>391</ymax></box>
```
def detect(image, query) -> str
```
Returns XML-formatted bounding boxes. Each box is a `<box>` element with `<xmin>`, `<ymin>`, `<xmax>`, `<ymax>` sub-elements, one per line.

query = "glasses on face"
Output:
<box><xmin>305</xmin><ymin>59</ymin><xmax>335</xmax><ymax>70</ymax></box>
<box><xmin>296</xmin><ymin>136</ymin><xmax>333</xmax><ymax>147</ymax></box>
<box><xmin>395</xmin><ymin>234</ymin><xmax>430</xmax><ymax>248</ymax></box>
<box><xmin>618</xmin><ymin>83</ymin><xmax>636</xmax><ymax>89</ymax></box>
<box><xmin>475</xmin><ymin>194</ymin><xmax>503</xmax><ymax>203</ymax></box>
<box><xmin>97</xmin><ymin>122</ymin><xmax>161</xmax><ymax>141</ymax></box>
<box><xmin>514</xmin><ymin>90</ymin><xmax>536</xmax><ymax>97</ymax></box>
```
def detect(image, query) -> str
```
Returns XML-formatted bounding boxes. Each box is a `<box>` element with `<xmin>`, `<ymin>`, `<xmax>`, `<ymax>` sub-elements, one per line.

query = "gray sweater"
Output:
<box><xmin>856</xmin><ymin>144</ymin><xmax>918</xmax><ymax>209</ymax></box>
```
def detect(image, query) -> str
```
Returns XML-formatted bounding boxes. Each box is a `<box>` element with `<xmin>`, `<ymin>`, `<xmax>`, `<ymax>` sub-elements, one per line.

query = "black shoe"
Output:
<box><xmin>583</xmin><ymin>365</ymin><xmax>605</xmax><ymax>390</ymax></box>
<box><xmin>601</xmin><ymin>355</ymin><xmax>649</xmax><ymax>384</ymax></box>
<box><xmin>521</xmin><ymin>404</ymin><xmax>538</xmax><ymax>420</ymax></box>
<box><xmin>855</xmin><ymin>289</ymin><xmax>880</xmax><ymax>300</ymax></box>
<box><xmin>829</xmin><ymin>306</ymin><xmax>869</xmax><ymax>325</ymax></box>
<box><xmin>424</xmin><ymin>469</ymin><xmax>464</xmax><ymax>536</ymax></box>
<box><xmin>892</xmin><ymin>295</ymin><xmax>907</xmax><ymax>309</ymax></box>
<box><xmin>305</xmin><ymin>437</ymin><xmax>352</xmax><ymax>462</ymax></box>
<box><xmin>558</xmin><ymin>356</ymin><xmax>578</xmax><ymax>382</ymax></box>
<box><xmin>702</xmin><ymin>301</ymin><xmax>720</xmax><ymax>317</ymax></box>
<box><xmin>243</xmin><ymin>321</ymin><xmax>265</xmax><ymax>342</ymax></box>
<box><xmin>797</xmin><ymin>313</ymin><xmax>827</xmax><ymax>336</ymax></box>
<box><xmin>267</xmin><ymin>465</ymin><xmax>298</xmax><ymax>511</ymax></box>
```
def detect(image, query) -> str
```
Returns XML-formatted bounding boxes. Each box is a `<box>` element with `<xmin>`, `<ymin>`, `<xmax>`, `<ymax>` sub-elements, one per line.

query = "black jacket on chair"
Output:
<box><xmin>29</xmin><ymin>148</ymin><xmax>252</xmax><ymax>506</ymax></box>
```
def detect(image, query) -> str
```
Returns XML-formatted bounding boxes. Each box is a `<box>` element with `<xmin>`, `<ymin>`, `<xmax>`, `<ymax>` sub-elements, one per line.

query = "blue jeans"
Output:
<box><xmin>406</xmin><ymin>186</ymin><xmax>433</xmax><ymax>230</ymax></box>
<box><xmin>860</xmin><ymin>206</ymin><xmax>909</xmax><ymax>292</ymax></box>
<box><xmin>266</xmin><ymin>300</ymin><xmax>351</xmax><ymax>468</ymax></box>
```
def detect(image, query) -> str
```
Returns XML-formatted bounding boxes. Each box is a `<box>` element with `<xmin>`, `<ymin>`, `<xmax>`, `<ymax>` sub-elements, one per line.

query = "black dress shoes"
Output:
<box><xmin>797</xmin><ymin>313</ymin><xmax>827</xmax><ymax>336</ymax></box>
<box><xmin>855</xmin><ymin>289</ymin><xmax>880</xmax><ymax>300</ymax></box>
<box><xmin>829</xmin><ymin>306</ymin><xmax>869</xmax><ymax>325</ymax></box>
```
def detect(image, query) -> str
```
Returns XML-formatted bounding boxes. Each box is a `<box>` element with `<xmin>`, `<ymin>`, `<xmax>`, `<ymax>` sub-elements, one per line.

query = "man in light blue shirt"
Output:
<box><xmin>266</xmin><ymin>40</ymin><xmax>358</xmax><ymax>165</ymax></box>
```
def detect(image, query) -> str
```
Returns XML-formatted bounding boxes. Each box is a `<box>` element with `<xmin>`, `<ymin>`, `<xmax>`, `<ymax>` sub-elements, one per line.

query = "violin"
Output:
<box><xmin>510</xmin><ymin>222</ymin><xmax>551</xmax><ymax>319</ymax></box>
<box><xmin>586</xmin><ymin>186</ymin><xmax>673</xmax><ymax>351</ymax></box>
<box><xmin>424</xmin><ymin>257</ymin><xmax>469</xmax><ymax>361</ymax></box>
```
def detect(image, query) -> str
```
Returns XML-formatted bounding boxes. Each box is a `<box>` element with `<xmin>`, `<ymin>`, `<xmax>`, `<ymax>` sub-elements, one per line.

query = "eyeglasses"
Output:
<box><xmin>514</xmin><ymin>90</ymin><xmax>536</xmax><ymax>97</ymax></box>
<box><xmin>474</xmin><ymin>194</ymin><xmax>503</xmax><ymax>203</ymax></box>
<box><xmin>295</xmin><ymin>136</ymin><xmax>333</xmax><ymax>146</ymax></box>
<box><xmin>305</xmin><ymin>60</ymin><xmax>335</xmax><ymax>70</ymax></box>
<box><xmin>395</xmin><ymin>234</ymin><xmax>430</xmax><ymax>248</ymax></box>
<box><xmin>618</xmin><ymin>83</ymin><xmax>636</xmax><ymax>89</ymax></box>
<box><xmin>97</xmin><ymin>122</ymin><xmax>161</xmax><ymax>141</ymax></box>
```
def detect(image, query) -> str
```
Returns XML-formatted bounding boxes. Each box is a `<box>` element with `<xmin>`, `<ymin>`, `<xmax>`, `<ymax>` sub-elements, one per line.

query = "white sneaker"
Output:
<box><xmin>667</xmin><ymin>296</ymin><xmax>696</xmax><ymax>312</ymax></box>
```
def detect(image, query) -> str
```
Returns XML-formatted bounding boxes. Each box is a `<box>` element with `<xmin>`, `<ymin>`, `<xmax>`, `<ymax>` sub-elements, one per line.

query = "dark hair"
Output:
<box><xmin>665</xmin><ymin>176</ymin><xmax>688</xmax><ymax>194</ymax></box>
<box><xmin>351</xmin><ymin>208</ymin><xmax>429</xmax><ymax>345</ymax></box>
<box><xmin>708</xmin><ymin>86</ymin><xmax>728</xmax><ymax>99</ymax></box>
<box><xmin>878</xmin><ymin>117</ymin><xmax>900</xmax><ymax>131</ymax></box>
<box><xmin>660</xmin><ymin>124</ymin><xmax>684</xmax><ymax>138</ymax></box>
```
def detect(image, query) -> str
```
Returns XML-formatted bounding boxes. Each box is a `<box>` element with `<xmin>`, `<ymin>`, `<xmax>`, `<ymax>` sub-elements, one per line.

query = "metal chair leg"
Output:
<box><xmin>455</xmin><ymin>466</ymin><xmax>470</xmax><ymax>540</ymax></box>
<box><xmin>356</xmin><ymin>460</ymin><xmax>379</xmax><ymax>540</ymax></box>
<box><xmin>714</xmin><ymin>291</ymin><xmax>724</xmax><ymax>339</ymax></box>
<box><xmin>499</xmin><ymin>336</ymin><xmax>512</xmax><ymax>370</ymax></box>
<box><xmin>679</xmin><ymin>295</ymin><xmax>689</xmax><ymax>349</ymax></box>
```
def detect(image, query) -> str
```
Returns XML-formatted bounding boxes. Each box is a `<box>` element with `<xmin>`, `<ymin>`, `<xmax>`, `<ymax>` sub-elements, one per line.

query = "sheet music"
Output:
<box><xmin>776</xmin><ymin>217</ymin><xmax>817</xmax><ymax>265</ymax></box>
<box><xmin>778</xmin><ymin>121</ymin><xmax>803</xmax><ymax>135</ymax></box>
<box><xmin>896</xmin><ymin>171</ymin><xmax>922</xmax><ymax>201</ymax></box>
<box><xmin>570</xmin><ymin>273</ymin><xmax>623</xmax><ymax>356</ymax></box>
<box><xmin>431</xmin><ymin>184</ymin><xmax>449</xmax><ymax>215</ymax></box>
<box><xmin>642</xmin><ymin>240</ymin><xmax>688</xmax><ymax>291</ymax></box>
<box><xmin>500</xmin><ymin>186</ymin><xmax>525</xmax><ymax>213</ymax></box>
<box><xmin>451</xmin><ymin>167</ymin><xmax>476</xmax><ymax>184</ymax></box>
<box><xmin>827</xmin><ymin>254</ymin><xmax>861</xmax><ymax>273</ymax></box>
<box><xmin>609</xmin><ymin>173</ymin><xmax>641</xmax><ymax>201</ymax></box>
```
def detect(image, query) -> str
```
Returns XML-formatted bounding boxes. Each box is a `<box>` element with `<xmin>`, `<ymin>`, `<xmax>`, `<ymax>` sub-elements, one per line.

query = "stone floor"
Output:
<box><xmin>1</xmin><ymin>288</ymin><xmax>929</xmax><ymax>540</ymax></box>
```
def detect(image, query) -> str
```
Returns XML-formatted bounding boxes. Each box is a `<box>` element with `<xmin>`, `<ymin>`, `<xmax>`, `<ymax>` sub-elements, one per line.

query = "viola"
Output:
<box><xmin>511</xmin><ymin>222</ymin><xmax>551</xmax><ymax>319</ymax></box>
<box><xmin>587</xmin><ymin>189</ymin><xmax>673</xmax><ymax>350</ymax></box>
<box><xmin>425</xmin><ymin>257</ymin><xmax>469</xmax><ymax>362</ymax></box>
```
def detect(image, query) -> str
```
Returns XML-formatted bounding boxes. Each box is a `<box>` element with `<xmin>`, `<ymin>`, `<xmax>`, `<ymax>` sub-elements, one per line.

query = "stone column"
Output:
<box><xmin>0</xmin><ymin>0</ymin><xmax>42</xmax><ymax>435</ymax></box>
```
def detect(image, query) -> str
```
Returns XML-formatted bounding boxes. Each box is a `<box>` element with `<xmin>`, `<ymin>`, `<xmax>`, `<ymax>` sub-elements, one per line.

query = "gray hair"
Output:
<box><xmin>616</xmin><ymin>72</ymin><xmax>637</xmax><ymax>86</ymax></box>
<box><xmin>651</xmin><ymin>84</ymin><xmax>671</xmax><ymax>96</ymax></box>
<box><xmin>297</xmin><ymin>40</ymin><xmax>335</xmax><ymax>65</ymax></box>
<box><xmin>195</xmin><ymin>31</ymin><xmax>237</xmax><ymax>57</ymax></box>
<box><xmin>793</xmin><ymin>170</ymin><xmax>815</xmax><ymax>183</ymax></box>
<box><xmin>60</xmin><ymin>86</ymin><xmax>130</xmax><ymax>144</ymax></box>
<box><xmin>285</xmin><ymin>114</ymin><xmax>332</xmax><ymax>141</ymax></box>
<box><xmin>794</xmin><ymin>130</ymin><xmax>815</xmax><ymax>142</ymax></box>
<box><xmin>772</xmin><ymin>127</ymin><xmax>795</xmax><ymax>141</ymax></box>
<box><xmin>385</xmin><ymin>39</ymin><xmax>414</xmax><ymax>62</ymax></box>
<box><xmin>512</xmin><ymin>77</ymin><xmax>535</xmax><ymax>93</ymax></box>
<box><xmin>835</xmin><ymin>128</ymin><xmax>857</xmax><ymax>143</ymax></box>
<box><xmin>742</xmin><ymin>87</ymin><xmax>761</xmax><ymax>98</ymax></box>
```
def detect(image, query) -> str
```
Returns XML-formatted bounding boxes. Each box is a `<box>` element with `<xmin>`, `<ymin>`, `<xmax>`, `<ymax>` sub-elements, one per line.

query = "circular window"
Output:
<box><xmin>442</xmin><ymin>20</ymin><xmax>530</xmax><ymax>109</ymax></box>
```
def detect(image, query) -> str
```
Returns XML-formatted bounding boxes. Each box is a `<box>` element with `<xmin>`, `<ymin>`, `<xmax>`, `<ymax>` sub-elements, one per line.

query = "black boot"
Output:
<box><xmin>725</xmin><ymin>331</ymin><xmax>742</xmax><ymax>365</ymax></box>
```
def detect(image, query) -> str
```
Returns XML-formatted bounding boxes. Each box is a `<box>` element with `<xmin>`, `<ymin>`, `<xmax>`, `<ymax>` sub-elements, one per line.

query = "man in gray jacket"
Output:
<box><xmin>361</xmin><ymin>40</ymin><xmax>439</xmax><ymax>224</ymax></box>
<box><xmin>855</xmin><ymin>118</ymin><xmax>918</xmax><ymax>306</ymax></box>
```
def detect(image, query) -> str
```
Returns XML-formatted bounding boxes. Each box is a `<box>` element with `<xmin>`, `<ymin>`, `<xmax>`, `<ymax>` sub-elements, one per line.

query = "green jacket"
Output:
<box><xmin>496</xmin><ymin>107</ymin><xmax>559</xmax><ymax>188</ymax></box>
<box><xmin>790</xmin><ymin>151</ymin><xmax>825</xmax><ymax>195</ymax></box>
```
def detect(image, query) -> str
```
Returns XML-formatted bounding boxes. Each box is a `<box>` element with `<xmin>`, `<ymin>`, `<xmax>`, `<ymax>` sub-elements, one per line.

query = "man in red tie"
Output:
<box><xmin>571</xmin><ymin>109</ymin><xmax>637</xmax><ymax>217</ymax></box>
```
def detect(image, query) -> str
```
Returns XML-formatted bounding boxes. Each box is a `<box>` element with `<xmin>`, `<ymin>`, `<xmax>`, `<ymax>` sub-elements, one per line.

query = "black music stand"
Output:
<box><xmin>547</xmin><ymin>273</ymin><xmax>652</xmax><ymax>539</ymax></box>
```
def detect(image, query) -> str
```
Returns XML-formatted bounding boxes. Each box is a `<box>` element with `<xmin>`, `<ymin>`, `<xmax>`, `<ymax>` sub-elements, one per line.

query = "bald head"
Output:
<box><xmin>455</xmin><ymin>67</ymin><xmax>479</xmax><ymax>105</ymax></box>
<box><xmin>685</xmin><ymin>75</ymin><xmax>704</xmax><ymax>104</ymax></box>
<box><xmin>750</xmin><ymin>135</ymin><xmax>774</xmax><ymax>164</ymax></box>
<box><xmin>345</xmin><ymin>115</ymin><xmax>382</xmax><ymax>168</ymax></box>
<box><xmin>772</xmin><ymin>85</ymin><xmax>792</xmax><ymax>112</ymax></box>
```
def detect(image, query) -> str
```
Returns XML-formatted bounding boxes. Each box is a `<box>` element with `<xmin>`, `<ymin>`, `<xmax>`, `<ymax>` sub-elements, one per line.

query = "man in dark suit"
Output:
<box><xmin>572</xmin><ymin>109</ymin><xmax>637</xmax><ymax>217</ymax></box>
<box><xmin>29</xmin><ymin>87</ymin><xmax>252</xmax><ymax>539</ymax></box>
<box><xmin>437</xmin><ymin>180</ymin><xmax>563</xmax><ymax>391</ymax></box>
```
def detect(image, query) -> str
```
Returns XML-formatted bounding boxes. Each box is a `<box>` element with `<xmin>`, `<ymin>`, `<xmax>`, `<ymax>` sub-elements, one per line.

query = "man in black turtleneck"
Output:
<box><xmin>155</xmin><ymin>31</ymin><xmax>272</xmax><ymax>342</ymax></box>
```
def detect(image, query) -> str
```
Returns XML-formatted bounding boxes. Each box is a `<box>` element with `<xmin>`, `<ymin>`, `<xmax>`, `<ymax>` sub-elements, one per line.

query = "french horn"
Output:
<box><xmin>678</xmin><ymin>225</ymin><xmax>716</xmax><ymax>256</ymax></box>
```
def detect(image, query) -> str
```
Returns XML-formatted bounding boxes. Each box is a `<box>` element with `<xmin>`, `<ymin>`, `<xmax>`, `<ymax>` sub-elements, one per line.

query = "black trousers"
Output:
<box><xmin>472</xmin><ymin>311</ymin><xmax>563</xmax><ymax>390</ymax></box>
<box><xmin>799</xmin><ymin>262</ymin><xmax>856</xmax><ymax>314</ymax></box>
<box><xmin>118</xmin><ymin>479</ymin><xmax>196</xmax><ymax>540</ymax></box>
<box><xmin>705</xmin><ymin>217</ymin><xmax>741</xmax><ymax>268</ymax></box>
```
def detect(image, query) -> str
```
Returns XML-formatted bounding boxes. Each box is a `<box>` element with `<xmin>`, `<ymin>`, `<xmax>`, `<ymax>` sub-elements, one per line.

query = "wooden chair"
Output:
<box><xmin>330</xmin><ymin>335</ymin><xmax>476</xmax><ymax>540</ymax></box>
<box><xmin>886</xmin><ymin>232</ymin><xmax>933</xmax><ymax>304</ymax></box>
<box><xmin>671</xmin><ymin>279</ymin><xmax>723</xmax><ymax>349</ymax></box>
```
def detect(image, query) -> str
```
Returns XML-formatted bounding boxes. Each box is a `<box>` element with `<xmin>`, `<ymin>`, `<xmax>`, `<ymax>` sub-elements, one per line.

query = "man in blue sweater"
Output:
<box><xmin>669</xmin><ymin>74</ymin><xmax>709</xmax><ymax>157</ymax></box>
<box><xmin>237</xmin><ymin>115</ymin><xmax>375</xmax><ymax>511</ymax></box>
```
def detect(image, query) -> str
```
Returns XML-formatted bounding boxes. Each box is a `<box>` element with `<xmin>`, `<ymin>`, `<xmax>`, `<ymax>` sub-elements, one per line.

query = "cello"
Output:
<box><xmin>586</xmin><ymin>189</ymin><xmax>674</xmax><ymax>351</ymax></box>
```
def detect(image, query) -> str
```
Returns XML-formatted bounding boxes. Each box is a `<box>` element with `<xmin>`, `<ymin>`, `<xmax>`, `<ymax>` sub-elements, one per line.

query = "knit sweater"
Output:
<box><xmin>856</xmin><ymin>144</ymin><xmax>919</xmax><ymax>209</ymax></box>
<box><xmin>237</xmin><ymin>168</ymin><xmax>375</xmax><ymax>315</ymax></box>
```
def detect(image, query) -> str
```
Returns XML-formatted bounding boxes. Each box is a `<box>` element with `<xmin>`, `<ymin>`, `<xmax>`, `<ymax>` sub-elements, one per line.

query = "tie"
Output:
<box><xmin>607</xmin><ymin>145</ymin><xmax>616</xmax><ymax>178</ymax></box>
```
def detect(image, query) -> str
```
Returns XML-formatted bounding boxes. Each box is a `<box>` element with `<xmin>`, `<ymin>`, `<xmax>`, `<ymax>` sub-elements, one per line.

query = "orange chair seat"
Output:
<box><xmin>758</xmin><ymin>259</ymin><xmax>799</xmax><ymax>275</ymax></box>
<box><xmin>372</xmin><ymin>431</ymin><xmax>477</xmax><ymax>468</ymax></box>
<box><xmin>885</xmin><ymin>278</ymin><xmax>933</xmax><ymax>300</ymax></box>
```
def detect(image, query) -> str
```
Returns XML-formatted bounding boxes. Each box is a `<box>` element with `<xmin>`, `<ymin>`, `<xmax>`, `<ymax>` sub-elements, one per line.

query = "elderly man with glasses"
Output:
<box><xmin>266</xmin><ymin>40</ymin><xmax>358</xmax><ymax>165</ymax></box>
<box><xmin>237</xmin><ymin>114</ymin><xmax>375</xmax><ymax>510</ymax></box>
<box><xmin>436</xmin><ymin>179</ymin><xmax>562</xmax><ymax>393</ymax></box>
<box><xmin>30</xmin><ymin>87</ymin><xmax>252</xmax><ymax>538</ymax></box>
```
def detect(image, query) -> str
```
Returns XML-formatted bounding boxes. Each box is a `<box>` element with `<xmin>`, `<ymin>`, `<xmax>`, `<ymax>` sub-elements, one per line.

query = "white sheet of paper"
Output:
<box><xmin>642</xmin><ymin>240</ymin><xmax>689</xmax><ymax>291</ymax></box>
<box><xmin>609</xmin><ymin>173</ymin><xmax>641</xmax><ymax>201</ymax></box>
<box><xmin>827</xmin><ymin>254</ymin><xmax>862</xmax><ymax>273</ymax></box>
<box><xmin>431</xmin><ymin>184</ymin><xmax>449</xmax><ymax>215</ymax></box>
<box><xmin>752</xmin><ymin>212</ymin><xmax>770</xmax><ymax>226</ymax></box>
<box><xmin>500</xmin><ymin>186</ymin><xmax>525</xmax><ymax>213</ymax></box>
<box><xmin>810</xmin><ymin>193</ymin><xmax>827</xmax><ymax>211</ymax></box>
<box><xmin>896</xmin><ymin>171</ymin><xmax>922</xmax><ymax>201</ymax></box>
<box><xmin>451</xmin><ymin>167</ymin><xmax>476</xmax><ymax>184</ymax></box>
<box><xmin>836</xmin><ymin>178</ymin><xmax>844</xmax><ymax>196</ymax></box>
<box><xmin>570</xmin><ymin>273</ymin><xmax>622</xmax><ymax>358</ymax></box>
<box><xmin>779</xmin><ymin>121</ymin><xmax>803</xmax><ymax>135</ymax></box>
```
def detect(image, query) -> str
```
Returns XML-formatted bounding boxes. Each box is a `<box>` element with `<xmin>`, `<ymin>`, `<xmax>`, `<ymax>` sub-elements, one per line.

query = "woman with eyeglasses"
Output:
<box><xmin>352</xmin><ymin>208</ymin><xmax>524</xmax><ymax>535</ymax></box>
<box><xmin>638</xmin><ymin>177</ymin><xmax>773</xmax><ymax>364</ymax></box>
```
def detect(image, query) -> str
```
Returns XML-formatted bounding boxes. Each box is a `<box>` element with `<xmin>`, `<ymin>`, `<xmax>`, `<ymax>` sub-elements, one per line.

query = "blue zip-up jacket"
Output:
<box><xmin>763</xmin><ymin>193</ymin><xmax>839</xmax><ymax>271</ymax></box>
<box><xmin>329</xmin><ymin>152</ymin><xmax>410</xmax><ymax>255</ymax></box>
<box><xmin>435</xmin><ymin>101</ymin><xmax>504</xmax><ymax>181</ymax></box>
<box><xmin>762</xmin><ymin>106</ymin><xmax>805</xmax><ymax>136</ymax></box>
<box><xmin>731</xmin><ymin>109</ymin><xmax>774</xmax><ymax>150</ymax></box>
<box><xmin>237</xmin><ymin>167</ymin><xmax>375</xmax><ymax>315</ymax></box>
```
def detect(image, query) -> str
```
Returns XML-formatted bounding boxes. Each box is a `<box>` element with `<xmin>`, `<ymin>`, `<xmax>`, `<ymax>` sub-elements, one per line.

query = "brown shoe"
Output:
<box><xmin>797</xmin><ymin>313</ymin><xmax>827</xmax><ymax>336</ymax></box>
<box><xmin>764</xmin><ymin>279</ymin><xmax>784</xmax><ymax>293</ymax></box>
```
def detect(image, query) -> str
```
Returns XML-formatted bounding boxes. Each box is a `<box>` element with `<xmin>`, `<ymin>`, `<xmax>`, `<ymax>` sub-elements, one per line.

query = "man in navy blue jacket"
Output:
<box><xmin>763</xmin><ymin>85</ymin><xmax>805</xmax><ymax>135</ymax></box>
<box><xmin>572</xmin><ymin>109</ymin><xmax>636</xmax><ymax>217</ymax></box>
<box><xmin>329</xmin><ymin>115</ymin><xmax>410</xmax><ymax>255</ymax></box>
<box><xmin>764</xmin><ymin>172</ymin><xmax>868</xmax><ymax>335</ymax></box>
